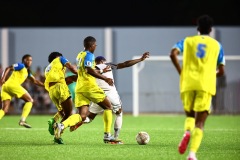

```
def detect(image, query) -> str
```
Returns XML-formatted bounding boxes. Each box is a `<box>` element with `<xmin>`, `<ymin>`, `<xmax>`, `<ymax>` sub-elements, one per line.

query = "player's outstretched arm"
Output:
<box><xmin>116</xmin><ymin>52</ymin><xmax>150</xmax><ymax>69</ymax></box>
<box><xmin>170</xmin><ymin>48</ymin><xmax>181</xmax><ymax>75</ymax></box>
<box><xmin>29</xmin><ymin>76</ymin><xmax>44</xmax><ymax>87</ymax></box>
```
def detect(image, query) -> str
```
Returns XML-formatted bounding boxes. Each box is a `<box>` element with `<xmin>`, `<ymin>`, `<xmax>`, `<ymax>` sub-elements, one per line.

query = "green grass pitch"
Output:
<box><xmin>0</xmin><ymin>114</ymin><xmax>239</xmax><ymax>160</ymax></box>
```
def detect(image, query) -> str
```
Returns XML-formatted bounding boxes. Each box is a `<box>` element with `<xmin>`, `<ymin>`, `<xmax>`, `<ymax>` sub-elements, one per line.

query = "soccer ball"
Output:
<box><xmin>136</xmin><ymin>131</ymin><xmax>150</xmax><ymax>145</ymax></box>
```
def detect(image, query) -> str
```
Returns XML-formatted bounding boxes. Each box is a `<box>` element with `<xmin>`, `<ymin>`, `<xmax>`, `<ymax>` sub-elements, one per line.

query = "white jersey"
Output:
<box><xmin>95</xmin><ymin>63</ymin><xmax>117</xmax><ymax>91</ymax></box>
<box><xmin>89</xmin><ymin>63</ymin><xmax>122</xmax><ymax>114</ymax></box>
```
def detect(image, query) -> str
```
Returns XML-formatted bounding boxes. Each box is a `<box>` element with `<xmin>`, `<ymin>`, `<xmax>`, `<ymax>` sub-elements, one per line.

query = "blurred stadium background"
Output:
<box><xmin>0</xmin><ymin>27</ymin><xmax>239</xmax><ymax>115</ymax></box>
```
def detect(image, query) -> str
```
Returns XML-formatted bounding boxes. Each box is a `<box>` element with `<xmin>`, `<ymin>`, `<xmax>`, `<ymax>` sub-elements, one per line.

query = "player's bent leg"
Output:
<box><xmin>19</xmin><ymin>102</ymin><xmax>33</xmax><ymax>128</ymax></box>
<box><xmin>61</xmin><ymin>97</ymin><xmax>73</xmax><ymax>122</ymax></box>
<box><xmin>69</xmin><ymin>112</ymin><xmax>95</xmax><ymax>132</ymax></box>
<box><xmin>69</xmin><ymin>121</ymin><xmax>83</xmax><ymax>132</ymax></box>
<box><xmin>69</xmin><ymin>106</ymin><xmax>86</xmax><ymax>132</ymax></box>
<box><xmin>19</xmin><ymin>93</ymin><xmax>33</xmax><ymax>128</ymax></box>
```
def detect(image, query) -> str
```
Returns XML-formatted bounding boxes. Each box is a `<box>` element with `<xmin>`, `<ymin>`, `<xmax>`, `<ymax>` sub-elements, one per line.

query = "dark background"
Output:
<box><xmin>0</xmin><ymin>0</ymin><xmax>239</xmax><ymax>27</ymax></box>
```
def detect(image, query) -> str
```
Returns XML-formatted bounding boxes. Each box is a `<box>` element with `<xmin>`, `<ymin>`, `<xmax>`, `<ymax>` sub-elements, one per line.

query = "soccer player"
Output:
<box><xmin>170</xmin><ymin>15</ymin><xmax>225</xmax><ymax>160</ymax></box>
<box><xmin>71</xmin><ymin>52</ymin><xmax>150</xmax><ymax>143</ymax></box>
<box><xmin>44</xmin><ymin>52</ymin><xmax>78</xmax><ymax>144</ymax></box>
<box><xmin>0</xmin><ymin>54</ymin><xmax>44</xmax><ymax>128</ymax></box>
<box><xmin>54</xmin><ymin>36</ymin><xmax>115</xmax><ymax>143</ymax></box>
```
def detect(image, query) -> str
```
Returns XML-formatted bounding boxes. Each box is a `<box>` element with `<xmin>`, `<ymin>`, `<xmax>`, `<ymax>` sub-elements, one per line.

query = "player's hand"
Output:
<box><xmin>103</xmin><ymin>65</ymin><xmax>111</xmax><ymax>73</ymax></box>
<box><xmin>104</xmin><ymin>78</ymin><xmax>114</xmax><ymax>86</ymax></box>
<box><xmin>140</xmin><ymin>52</ymin><xmax>150</xmax><ymax>61</ymax></box>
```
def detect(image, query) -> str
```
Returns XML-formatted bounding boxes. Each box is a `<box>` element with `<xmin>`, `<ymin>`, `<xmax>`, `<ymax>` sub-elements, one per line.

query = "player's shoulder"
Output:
<box><xmin>184</xmin><ymin>35</ymin><xmax>198</xmax><ymax>40</ymax></box>
<box><xmin>76</xmin><ymin>50</ymin><xmax>86</xmax><ymax>56</ymax></box>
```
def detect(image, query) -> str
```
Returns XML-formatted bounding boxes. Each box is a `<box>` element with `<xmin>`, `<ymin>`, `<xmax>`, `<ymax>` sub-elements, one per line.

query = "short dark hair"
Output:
<box><xmin>95</xmin><ymin>56</ymin><xmax>106</xmax><ymax>63</ymax></box>
<box><xmin>22</xmin><ymin>54</ymin><xmax>32</xmax><ymax>62</ymax></box>
<box><xmin>84</xmin><ymin>36</ymin><xmax>96</xmax><ymax>49</ymax></box>
<box><xmin>48</xmin><ymin>52</ymin><xmax>63</xmax><ymax>63</ymax></box>
<box><xmin>197</xmin><ymin>15</ymin><xmax>213</xmax><ymax>34</ymax></box>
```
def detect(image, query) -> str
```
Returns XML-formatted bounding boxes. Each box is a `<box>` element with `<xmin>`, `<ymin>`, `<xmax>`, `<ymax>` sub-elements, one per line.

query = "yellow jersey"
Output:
<box><xmin>172</xmin><ymin>35</ymin><xmax>225</xmax><ymax>95</ymax></box>
<box><xmin>75</xmin><ymin>51</ymin><xmax>97</xmax><ymax>92</ymax></box>
<box><xmin>44</xmin><ymin>56</ymin><xmax>69</xmax><ymax>91</ymax></box>
<box><xmin>5</xmin><ymin>63</ymin><xmax>31</xmax><ymax>85</ymax></box>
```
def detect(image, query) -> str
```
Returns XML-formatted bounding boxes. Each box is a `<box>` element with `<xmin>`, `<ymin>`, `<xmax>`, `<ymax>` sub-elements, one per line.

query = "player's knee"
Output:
<box><xmin>115</xmin><ymin>108</ymin><xmax>122</xmax><ymax>115</ymax></box>
<box><xmin>185</xmin><ymin>110</ymin><xmax>195</xmax><ymax>117</ymax></box>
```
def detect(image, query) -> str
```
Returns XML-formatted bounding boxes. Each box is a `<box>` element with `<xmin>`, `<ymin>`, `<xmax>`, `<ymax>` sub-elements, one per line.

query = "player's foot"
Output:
<box><xmin>187</xmin><ymin>155</ymin><xmax>197</xmax><ymax>160</ymax></box>
<box><xmin>107</xmin><ymin>140</ymin><xmax>124</xmax><ymax>144</ymax></box>
<box><xmin>187</xmin><ymin>154</ymin><xmax>197</xmax><ymax>160</ymax></box>
<box><xmin>83</xmin><ymin>117</ymin><xmax>92</xmax><ymax>124</ymax></box>
<box><xmin>103</xmin><ymin>133</ymin><xmax>123</xmax><ymax>144</ymax></box>
<box><xmin>48</xmin><ymin>118</ymin><xmax>55</xmax><ymax>135</ymax></box>
<box><xmin>187</xmin><ymin>151</ymin><xmax>197</xmax><ymax>160</ymax></box>
<box><xmin>54</xmin><ymin>123</ymin><xmax>64</xmax><ymax>139</ymax></box>
<box><xmin>69</xmin><ymin>121</ymin><xmax>83</xmax><ymax>132</ymax></box>
<box><xmin>53</xmin><ymin>137</ymin><xmax>64</xmax><ymax>144</ymax></box>
<box><xmin>19</xmin><ymin>120</ymin><xmax>31</xmax><ymax>128</ymax></box>
<box><xmin>178</xmin><ymin>131</ymin><xmax>191</xmax><ymax>154</ymax></box>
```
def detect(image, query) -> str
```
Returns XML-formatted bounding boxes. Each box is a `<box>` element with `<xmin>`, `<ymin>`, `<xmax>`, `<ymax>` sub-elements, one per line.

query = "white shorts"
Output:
<box><xmin>89</xmin><ymin>89</ymin><xmax>122</xmax><ymax>114</ymax></box>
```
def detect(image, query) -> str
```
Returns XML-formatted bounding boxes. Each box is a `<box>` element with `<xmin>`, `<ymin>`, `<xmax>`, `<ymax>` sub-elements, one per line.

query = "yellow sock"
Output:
<box><xmin>21</xmin><ymin>102</ymin><xmax>33</xmax><ymax>120</ymax></box>
<box><xmin>103</xmin><ymin>109</ymin><xmax>112</xmax><ymax>133</ymax></box>
<box><xmin>190</xmin><ymin>127</ymin><xmax>203</xmax><ymax>153</ymax></box>
<box><xmin>0</xmin><ymin>109</ymin><xmax>5</xmax><ymax>120</ymax></box>
<box><xmin>62</xmin><ymin>114</ymin><xmax>82</xmax><ymax>128</ymax></box>
<box><xmin>53</xmin><ymin>112</ymin><xmax>62</xmax><ymax>122</ymax></box>
<box><xmin>184</xmin><ymin>117</ymin><xmax>195</xmax><ymax>132</ymax></box>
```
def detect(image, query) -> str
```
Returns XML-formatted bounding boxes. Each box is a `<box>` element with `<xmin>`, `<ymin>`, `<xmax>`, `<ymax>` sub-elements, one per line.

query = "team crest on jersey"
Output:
<box><xmin>13</xmin><ymin>63</ymin><xmax>18</xmax><ymax>67</ymax></box>
<box><xmin>86</xmin><ymin>61</ymin><xmax>92</xmax><ymax>66</ymax></box>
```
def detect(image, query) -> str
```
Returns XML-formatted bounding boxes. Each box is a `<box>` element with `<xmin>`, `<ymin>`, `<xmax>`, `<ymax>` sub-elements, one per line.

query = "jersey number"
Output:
<box><xmin>196</xmin><ymin>44</ymin><xmax>206</xmax><ymax>58</ymax></box>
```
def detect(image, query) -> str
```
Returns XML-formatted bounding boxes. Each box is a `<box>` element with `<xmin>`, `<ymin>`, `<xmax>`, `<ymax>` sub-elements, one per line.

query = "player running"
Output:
<box><xmin>0</xmin><ymin>54</ymin><xmax>44</xmax><ymax>128</ymax></box>
<box><xmin>45</xmin><ymin>52</ymin><xmax>78</xmax><ymax>144</ymax></box>
<box><xmin>170</xmin><ymin>15</ymin><xmax>225</xmax><ymax>160</ymax></box>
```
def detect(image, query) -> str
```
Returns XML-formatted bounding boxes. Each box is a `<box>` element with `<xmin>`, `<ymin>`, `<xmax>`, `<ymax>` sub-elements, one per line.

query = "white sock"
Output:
<box><xmin>188</xmin><ymin>151</ymin><xmax>196</xmax><ymax>158</ymax></box>
<box><xmin>83</xmin><ymin>117</ymin><xmax>92</xmax><ymax>123</ymax></box>
<box><xmin>114</xmin><ymin>112</ymin><xmax>122</xmax><ymax>138</ymax></box>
